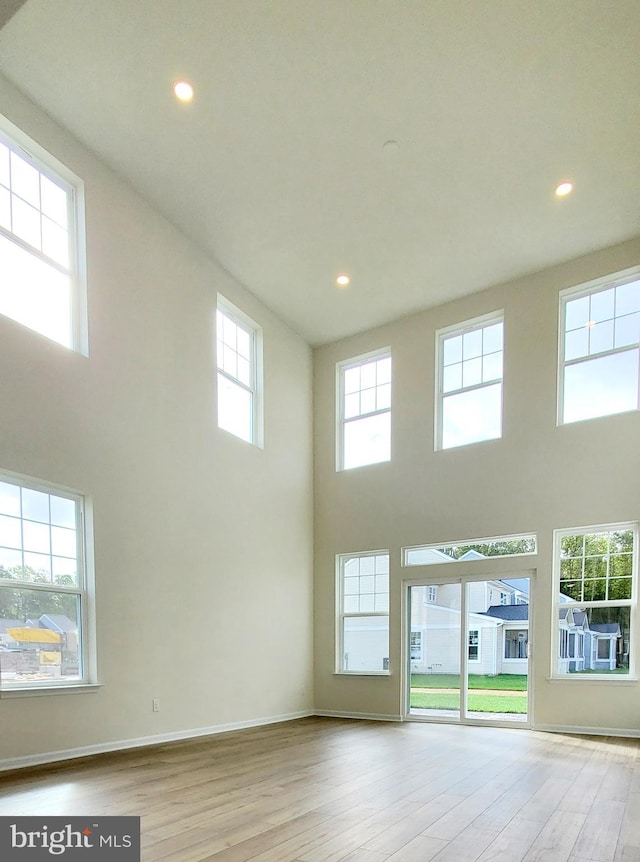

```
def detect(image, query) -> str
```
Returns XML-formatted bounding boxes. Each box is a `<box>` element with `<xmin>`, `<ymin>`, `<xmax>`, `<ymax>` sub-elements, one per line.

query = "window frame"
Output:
<box><xmin>0</xmin><ymin>469</ymin><xmax>96</xmax><ymax>694</ymax></box>
<box><xmin>336</xmin><ymin>549</ymin><xmax>390</xmax><ymax>676</ymax></box>
<box><xmin>558</xmin><ymin>266</ymin><xmax>640</xmax><ymax>427</ymax></box>
<box><xmin>216</xmin><ymin>295</ymin><xmax>263</xmax><ymax>447</ymax></box>
<box><xmin>336</xmin><ymin>347</ymin><xmax>392</xmax><ymax>471</ymax></box>
<box><xmin>551</xmin><ymin>522</ymin><xmax>638</xmax><ymax>681</ymax></box>
<box><xmin>0</xmin><ymin>113</ymin><xmax>87</xmax><ymax>355</ymax></box>
<box><xmin>435</xmin><ymin>310</ymin><xmax>504</xmax><ymax>451</ymax></box>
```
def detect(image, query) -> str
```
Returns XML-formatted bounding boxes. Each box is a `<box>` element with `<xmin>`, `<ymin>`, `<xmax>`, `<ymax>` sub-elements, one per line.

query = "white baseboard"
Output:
<box><xmin>314</xmin><ymin>709</ymin><xmax>402</xmax><ymax>722</ymax></box>
<box><xmin>532</xmin><ymin>723</ymin><xmax>640</xmax><ymax>738</ymax></box>
<box><xmin>0</xmin><ymin>709</ymin><xmax>314</xmax><ymax>772</ymax></box>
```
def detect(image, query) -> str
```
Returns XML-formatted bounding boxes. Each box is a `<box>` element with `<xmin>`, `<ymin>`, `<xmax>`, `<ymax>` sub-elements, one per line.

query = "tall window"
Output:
<box><xmin>338</xmin><ymin>350</ymin><xmax>391</xmax><ymax>470</ymax></box>
<box><xmin>216</xmin><ymin>297</ymin><xmax>262</xmax><ymax>446</ymax></box>
<box><xmin>437</xmin><ymin>312</ymin><xmax>503</xmax><ymax>450</ymax></box>
<box><xmin>468</xmin><ymin>630</ymin><xmax>479</xmax><ymax>661</ymax></box>
<box><xmin>559</xmin><ymin>270</ymin><xmax>640</xmax><ymax>425</ymax></box>
<box><xmin>0</xmin><ymin>472</ymin><xmax>94</xmax><ymax>690</ymax></box>
<box><xmin>337</xmin><ymin>551</ymin><xmax>389</xmax><ymax>673</ymax></box>
<box><xmin>553</xmin><ymin>524</ymin><xmax>636</xmax><ymax>678</ymax></box>
<box><xmin>0</xmin><ymin>115</ymin><xmax>86</xmax><ymax>352</ymax></box>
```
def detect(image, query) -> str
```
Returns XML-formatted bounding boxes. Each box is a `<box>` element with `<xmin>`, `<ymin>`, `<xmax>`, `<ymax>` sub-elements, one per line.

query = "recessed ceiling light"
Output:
<box><xmin>336</xmin><ymin>274</ymin><xmax>350</xmax><ymax>287</ymax></box>
<box><xmin>173</xmin><ymin>81</ymin><xmax>194</xmax><ymax>102</ymax></box>
<box><xmin>555</xmin><ymin>181</ymin><xmax>573</xmax><ymax>197</ymax></box>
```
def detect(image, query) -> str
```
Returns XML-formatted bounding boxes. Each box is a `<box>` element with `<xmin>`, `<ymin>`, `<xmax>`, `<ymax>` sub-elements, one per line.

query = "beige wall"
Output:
<box><xmin>0</xmin><ymin>75</ymin><xmax>314</xmax><ymax>764</ymax></box>
<box><xmin>314</xmin><ymin>237</ymin><xmax>640</xmax><ymax>732</ymax></box>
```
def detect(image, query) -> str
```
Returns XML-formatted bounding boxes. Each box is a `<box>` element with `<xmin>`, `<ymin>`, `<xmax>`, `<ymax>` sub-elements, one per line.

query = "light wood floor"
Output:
<box><xmin>1</xmin><ymin>717</ymin><xmax>639</xmax><ymax>862</ymax></box>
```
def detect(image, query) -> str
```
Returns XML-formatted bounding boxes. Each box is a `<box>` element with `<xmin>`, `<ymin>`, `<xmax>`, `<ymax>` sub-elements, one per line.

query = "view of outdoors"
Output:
<box><xmin>555</xmin><ymin>528</ymin><xmax>633</xmax><ymax>676</ymax></box>
<box><xmin>409</xmin><ymin>578</ymin><xmax>530</xmax><ymax>722</ymax></box>
<box><xmin>0</xmin><ymin>480</ymin><xmax>82</xmax><ymax>685</ymax></box>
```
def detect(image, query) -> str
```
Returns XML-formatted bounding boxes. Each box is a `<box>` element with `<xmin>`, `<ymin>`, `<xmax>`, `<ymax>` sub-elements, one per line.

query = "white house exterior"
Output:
<box><xmin>410</xmin><ymin>578</ymin><xmax>530</xmax><ymax>676</ymax></box>
<box><xmin>558</xmin><ymin>607</ymin><xmax>621</xmax><ymax>674</ymax></box>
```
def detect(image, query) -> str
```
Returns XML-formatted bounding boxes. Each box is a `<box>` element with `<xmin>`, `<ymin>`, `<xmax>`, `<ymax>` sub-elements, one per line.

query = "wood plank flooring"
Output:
<box><xmin>1</xmin><ymin>717</ymin><xmax>639</xmax><ymax>862</ymax></box>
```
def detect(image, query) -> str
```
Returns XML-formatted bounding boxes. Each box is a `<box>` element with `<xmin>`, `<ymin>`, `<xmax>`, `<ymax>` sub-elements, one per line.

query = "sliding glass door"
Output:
<box><xmin>408</xmin><ymin>576</ymin><xmax>530</xmax><ymax>725</ymax></box>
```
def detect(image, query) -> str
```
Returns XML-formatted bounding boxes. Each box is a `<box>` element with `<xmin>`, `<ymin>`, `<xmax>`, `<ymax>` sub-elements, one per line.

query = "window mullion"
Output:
<box><xmin>563</xmin><ymin>343</ymin><xmax>639</xmax><ymax>369</ymax></box>
<box><xmin>441</xmin><ymin>378</ymin><xmax>501</xmax><ymax>399</ymax></box>
<box><xmin>0</xmin><ymin>221</ymin><xmax>71</xmax><ymax>278</ymax></box>
<box><xmin>217</xmin><ymin>367</ymin><xmax>254</xmax><ymax>396</ymax></box>
<box><xmin>344</xmin><ymin>406</ymin><xmax>389</xmax><ymax>424</ymax></box>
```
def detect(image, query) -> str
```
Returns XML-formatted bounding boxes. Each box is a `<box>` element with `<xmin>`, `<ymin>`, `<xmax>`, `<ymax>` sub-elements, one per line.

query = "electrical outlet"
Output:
<box><xmin>152</xmin><ymin>698</ymin><xmax>160</xmax><ymax>712</ymax></box>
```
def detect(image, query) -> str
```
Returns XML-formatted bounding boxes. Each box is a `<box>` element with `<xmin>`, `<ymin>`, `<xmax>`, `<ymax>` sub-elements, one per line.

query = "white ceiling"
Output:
<box><xmin>0</xmin><ymin>0</ymin><xmax>639</xmax><ymax>345</ymax></box>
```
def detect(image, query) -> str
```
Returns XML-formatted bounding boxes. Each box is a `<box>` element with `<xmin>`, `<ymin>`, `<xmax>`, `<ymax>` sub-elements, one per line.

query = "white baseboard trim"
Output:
<box><xmin>314</xmin><ymin>710</ymin><xmax>402</xmax><ymax>722</ymax></box>
<box><xmin>533</xmin><ymin>723</ymin><xmax>640</xmax><ymax>738</ymax></box>
<box><xmin>0</xmin><ymin>709</ymin><xmax>314</xmax><ymax>773</ymax></box>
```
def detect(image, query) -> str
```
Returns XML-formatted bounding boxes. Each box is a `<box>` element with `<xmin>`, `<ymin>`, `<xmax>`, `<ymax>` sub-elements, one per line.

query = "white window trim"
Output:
<box><xmin>335</xmin><ymin>549</ymin><xmax>390</xmax><ymax>676</ymax></box>
<box><xmin>336</xmin><ymin>347</ymin><xmax>391</xmax><ymax>472</ymax></box>
<box><xmin>551</xmin><ymin>521</ymin><xmax>638</xmax><ymax>681</ymax></box>
<box><xmin>0</xmin><ymin>469</ymin><xmax>97</xmax><ymax>694</ymax></box>
<box><xmin>216</xmin><ymin>295</ymin><xmax>263</xmax><ymax>448</ymax></box>
<box><xmin>0</xmin><ymin>113</ymin><xmax>88</xmax><ymax>356</ymax></box>
<box><xmin>435</xmin><ymin>309</ymin><xmax>504</xmax><ymax>451</ymax></box>
<box><xmin>557</xmin><ymin>265</ymin><xmax>640</xmax><ymax>427</ymax></box>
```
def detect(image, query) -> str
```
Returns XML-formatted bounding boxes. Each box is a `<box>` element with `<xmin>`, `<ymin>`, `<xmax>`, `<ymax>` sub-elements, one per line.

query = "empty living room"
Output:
<box><xmin>0</xmin><ymin>2</ymin><xmax>639</xmax><ymax>861</ymax></box>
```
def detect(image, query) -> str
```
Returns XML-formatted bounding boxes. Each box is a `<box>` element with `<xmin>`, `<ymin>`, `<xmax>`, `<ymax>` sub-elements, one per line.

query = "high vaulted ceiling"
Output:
<box><xmin>0</xmin><ymin>0</ymin><xmax>639</xmax><ymax>345</ymax></box>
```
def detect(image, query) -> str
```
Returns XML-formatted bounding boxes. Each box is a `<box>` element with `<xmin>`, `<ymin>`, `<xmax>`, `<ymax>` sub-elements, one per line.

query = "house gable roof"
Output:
<box><xmin>482</xmin><ymin>604</ymin><xmax>529</xmax><ymax>621</ymax></box>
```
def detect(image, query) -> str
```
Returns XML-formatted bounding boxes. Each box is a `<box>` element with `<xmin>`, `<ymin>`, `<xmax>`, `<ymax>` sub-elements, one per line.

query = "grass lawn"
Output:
<box><xmin>410</xmin><ymin>691</ymin><xmax>528</xmax><ymax>714</ymax></box>
<box><xmin>411</xmin><ymin>673</ymin><xmax>528</xmax><ymax>691</ymax></box>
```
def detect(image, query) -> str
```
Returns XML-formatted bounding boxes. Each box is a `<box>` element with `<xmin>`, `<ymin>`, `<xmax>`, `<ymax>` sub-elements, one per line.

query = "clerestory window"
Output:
<box><xmin>436</xmin><ymin>312</ymin><xmax>503</xmax><ymax>450</ymax></box>
<box><xmin>216</xmin><ymin>296</ymin><xmax>263</xmax><ymax>446</ymax></box>
<box><xmin>337</xmin><ymin>350</ymin><xmax>391</xmax><ymax>470</ymax></box>
<box><xmin>559</xmin><ymin>268</ymin><xmax>640</xmax><ymax>425</ymax></box>
<box><xmin>0</xmin><ymin>114</ymin><xmax>86</xmax><ymax>353</ymax></box>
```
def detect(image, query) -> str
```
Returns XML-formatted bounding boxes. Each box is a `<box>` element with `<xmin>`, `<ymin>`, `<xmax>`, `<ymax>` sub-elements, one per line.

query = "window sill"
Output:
<box><xmin>547</xmin><ymin>676</ymin><xmax>638</xmax><ymax>685</ymax></box>
<box><xmin>333</xmin><ymin>672</ymin><xmax>391</xmax><ymax>677</ymax></box>
<box><xmin>0</xmin><ymin>683</ymin><xmax>102</xmax><ymax>699</ymax></box>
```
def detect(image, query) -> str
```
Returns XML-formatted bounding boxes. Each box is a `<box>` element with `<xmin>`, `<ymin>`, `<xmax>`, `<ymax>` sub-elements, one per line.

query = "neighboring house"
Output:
<box><xmin>410</xmin><ymin>578</ymin><xmax>530</xmax><ymax>676</ymax></box>
<box><xmin>558</xmin><ymin>607</ymin><xmax>621</xmax><ymax>673</ymax></box>
<box><xmin>410</xmin><ymin>594</ymin><xmax>622</xmax><ymax>678</ymax></box>
<box><xmin>411</xmin><ymin>595</ymin><xmax>529</xmax><ymax>676</ymax></box>
<box><xmin>31</xmin><ymin>615</ymin><xmax>79</xmax><ymax>655</ymax></box>
<box><xmin>0</xmin><ymin>614</ymin><xmax>79</xmax><ymax>680</ymax></box>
